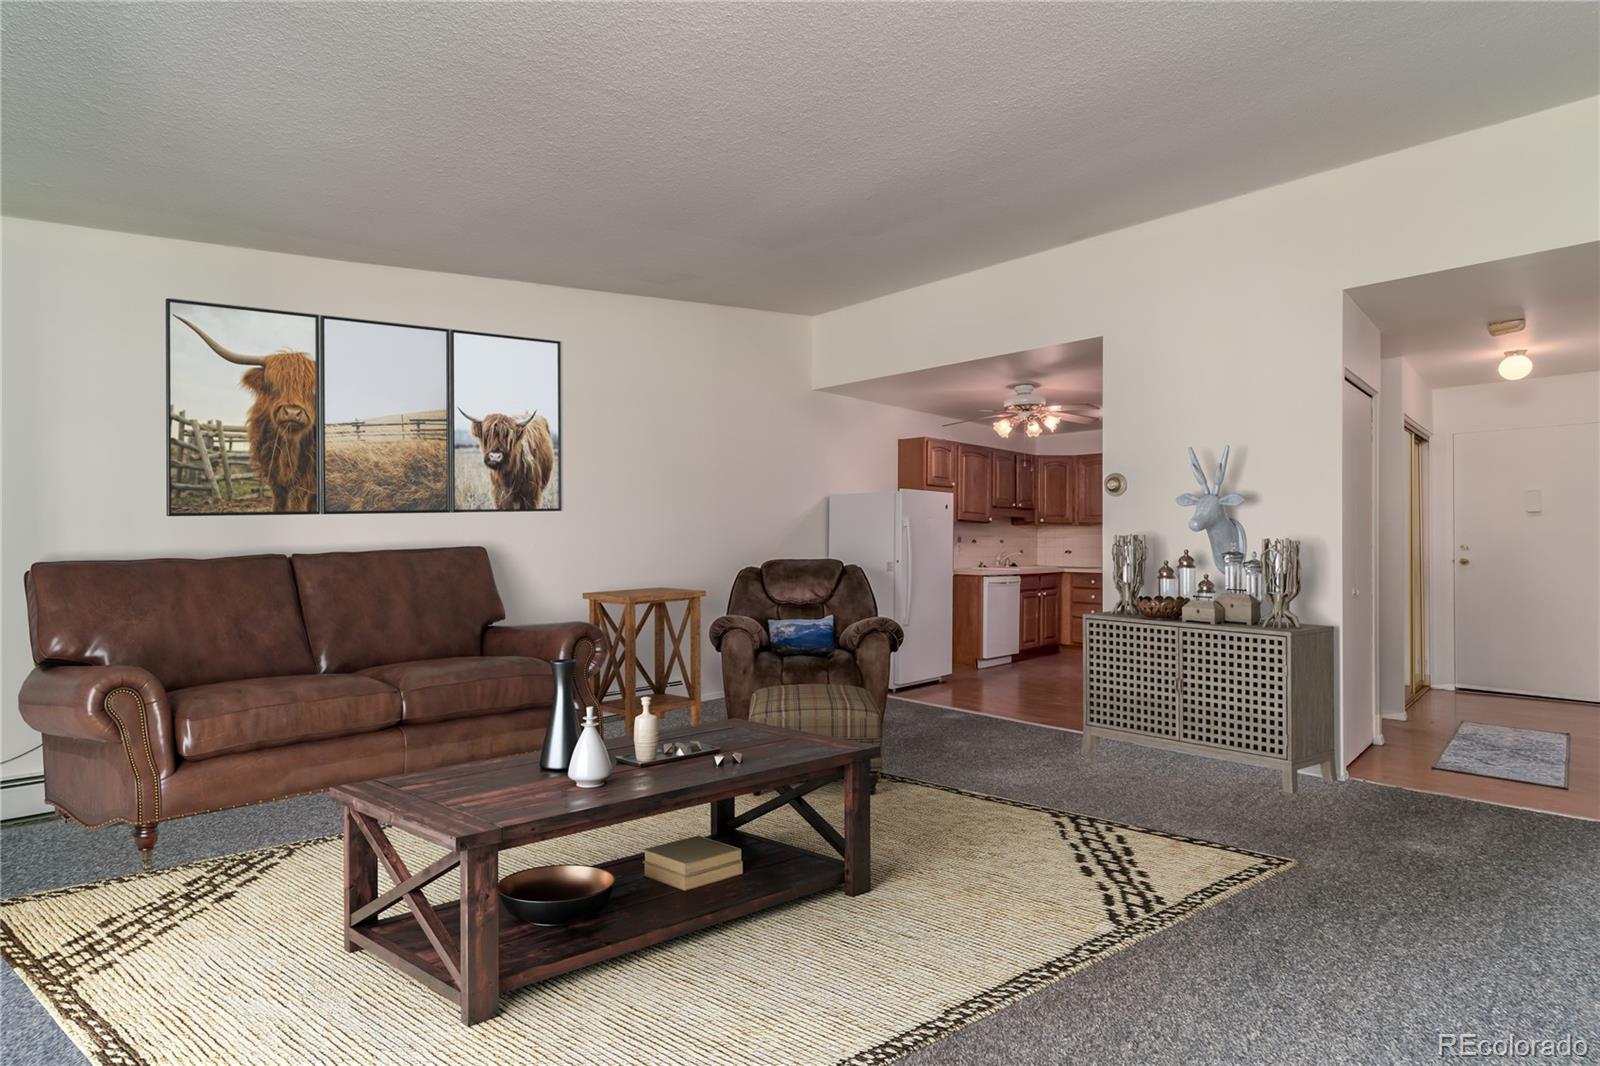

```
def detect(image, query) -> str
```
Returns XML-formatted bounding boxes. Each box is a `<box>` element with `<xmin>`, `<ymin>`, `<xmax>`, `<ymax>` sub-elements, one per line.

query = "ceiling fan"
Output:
<box><xmin>943</xmin><ymin>383</ymin><xmax>1102</xmax><ymax>439</ymax></box>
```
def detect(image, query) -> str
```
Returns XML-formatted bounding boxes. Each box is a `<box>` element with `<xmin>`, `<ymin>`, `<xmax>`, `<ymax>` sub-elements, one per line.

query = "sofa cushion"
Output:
<box><xmin>172</xmin><ymin>674</ymin><xmax>401</xmax><ymax>761</ymax></box>
<box><xmin>359</xmin><ymin>656</ymin><xmax>552</xmax><ymax>724</ymax></box>
<box><xmin>26</xmin><ymin>555</ymin><xmax>316</xmax><ymax>691</ymax></box>
<box><xmin>291</xmin><ymin>547</ymin><xmax>505</xmax><ymax>673</ymax></box>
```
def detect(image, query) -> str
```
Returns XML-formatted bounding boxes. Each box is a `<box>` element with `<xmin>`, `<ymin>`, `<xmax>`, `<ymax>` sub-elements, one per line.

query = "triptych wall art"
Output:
<box><xmin>166</xmin><ymin>300</ymin><xmax>561</xmax><ymax>515</ymax></box>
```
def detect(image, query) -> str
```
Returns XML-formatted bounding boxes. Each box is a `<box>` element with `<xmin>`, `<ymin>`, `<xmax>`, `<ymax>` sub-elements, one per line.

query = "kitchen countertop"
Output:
<box><xmin>954</xmin><ymin>565</ymin><xmax>1101</xmax><ymax>576</ymax></box>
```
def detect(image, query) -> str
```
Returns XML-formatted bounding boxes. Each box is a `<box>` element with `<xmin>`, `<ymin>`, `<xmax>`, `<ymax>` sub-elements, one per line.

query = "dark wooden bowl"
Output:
<box><xmin>1135</xmin><ymin>596</ymin><xmax>1188</xmax><ymax>619</ymax></box>
<box><xmin>499</xmin><ymin>865</ymin><xmax>615</xmax><ymax>926</ymax></box>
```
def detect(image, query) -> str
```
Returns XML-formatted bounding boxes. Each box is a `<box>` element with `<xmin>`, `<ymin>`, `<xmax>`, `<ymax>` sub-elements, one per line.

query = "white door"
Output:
<box><xmin>1342</xmin><ymin>381</ymin><xmax>1376</xmax><ymax>767</ymax></box>
<box><xmin>1454</xmin><ymin>422</ymin><xmax>1600</xmax><ymax>701</ymax></box>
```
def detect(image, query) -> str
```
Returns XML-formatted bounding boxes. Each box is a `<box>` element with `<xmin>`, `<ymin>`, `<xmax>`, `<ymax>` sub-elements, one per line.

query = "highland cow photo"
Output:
<box><xmin>168</xmin><ymin>301</ymin><xmax>320</xmax><ymax>515</ymax></box>
<box><xmin>322</xmin><ymin>318</ymin><xmax>449</xmax><ymax>513</ymax></box>
<box><xmin>452</xmin><ymin>331</ymin><xmax>561</xmax><ymax>511</ymax></box>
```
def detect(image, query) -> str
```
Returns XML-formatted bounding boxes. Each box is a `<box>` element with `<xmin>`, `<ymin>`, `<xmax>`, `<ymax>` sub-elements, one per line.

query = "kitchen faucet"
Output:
<box><xmin>996</xmin><ymin>549</ymin><xmax>1023</xmax><ymax>568</ymax></box>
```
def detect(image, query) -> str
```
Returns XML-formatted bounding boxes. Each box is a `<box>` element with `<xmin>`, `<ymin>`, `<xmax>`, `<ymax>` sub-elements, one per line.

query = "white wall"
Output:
<box><xmin>0</xmin><ymin>219</ymin><xmax>972</xmax><ymax>780</ymax></box>
<box><xmin>814</xmin><ymin>99</ymin><xmax>1600</xmax><ymax>731</ymax></box>
<box><xmin>1426</xmin><ymin>371</ymin><xmax>1600</xmax><ymax>689</ymax></box>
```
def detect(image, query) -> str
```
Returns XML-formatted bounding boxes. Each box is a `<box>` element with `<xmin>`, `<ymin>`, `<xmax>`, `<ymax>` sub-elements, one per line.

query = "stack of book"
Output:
<box><xmin>643</xmin><ymin>836</ymin><xmax>743</xmax><ymax>890</ymax></box>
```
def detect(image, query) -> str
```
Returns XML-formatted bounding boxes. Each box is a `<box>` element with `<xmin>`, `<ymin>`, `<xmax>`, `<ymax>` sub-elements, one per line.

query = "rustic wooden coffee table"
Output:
<box><xmin>330</xmin><ymin>719</ymin><xmax>876</xmax><ymax>1024</ymax></box>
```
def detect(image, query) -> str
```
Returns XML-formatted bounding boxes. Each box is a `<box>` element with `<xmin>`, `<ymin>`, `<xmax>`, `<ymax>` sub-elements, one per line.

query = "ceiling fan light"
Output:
<box><xmin>1498</xmin><ymin>350</ymin><xmax>1532</xmax><ymax>381</ymax></box>
<box><xmin>1043</xmin><ymin>414</ymin><xmax>1061</xmax><ymax>431</ymax></box>
<box><xmin>993</xmin><ymin>418</ymin><xmax>1013</xmax><ymax>438</ymax></box>
<box><xmin>1024</xmin><ymin>418</ymin><xmax>1043</xmax><ymax>438</ymax></box>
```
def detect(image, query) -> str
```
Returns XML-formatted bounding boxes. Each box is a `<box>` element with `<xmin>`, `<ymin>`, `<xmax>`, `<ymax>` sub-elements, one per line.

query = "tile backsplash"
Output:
<box><xmin>954</xmin><ymin>522</ymin><xmax>1102</xmax><ymax>569</ymax></box>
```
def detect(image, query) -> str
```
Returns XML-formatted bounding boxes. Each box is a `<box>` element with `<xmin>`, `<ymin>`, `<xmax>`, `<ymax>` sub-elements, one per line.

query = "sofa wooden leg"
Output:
<box><xmin>133</xmin><ymin>824</ymin><xmax>158</xmax><ymax>871</ymax></box>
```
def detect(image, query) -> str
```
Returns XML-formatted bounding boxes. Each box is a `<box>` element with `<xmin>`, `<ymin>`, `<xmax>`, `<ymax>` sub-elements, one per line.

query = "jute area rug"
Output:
<box><xmin>2</xmin><ymin>777</ymin><xmax>1291</xmax><ymax>1066</ymax></box>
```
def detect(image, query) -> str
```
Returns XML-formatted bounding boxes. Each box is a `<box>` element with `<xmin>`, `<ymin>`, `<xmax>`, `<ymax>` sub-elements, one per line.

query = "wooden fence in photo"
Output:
<box><xmin>169</xmin><ymin>407</ymin><xmax>260</xmax><ymax>501</ymax></box>
<box><xmin>324</xmin><ymin>411</ymin><xmax>449</xmax><ymax>443</ymax></box>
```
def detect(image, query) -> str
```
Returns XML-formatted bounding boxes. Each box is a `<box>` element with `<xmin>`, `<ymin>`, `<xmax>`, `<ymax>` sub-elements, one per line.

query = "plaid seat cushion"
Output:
<box><xmin>748</xmin><ymin>684</ymin><xmax>882</xmax><ymax>748</ymax></box>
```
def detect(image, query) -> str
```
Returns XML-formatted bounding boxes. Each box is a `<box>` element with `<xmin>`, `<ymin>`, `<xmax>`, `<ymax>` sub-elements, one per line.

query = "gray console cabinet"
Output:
<box><xmin>1082</xmin><ymin>613</ymin><xmax>1337</xmax><ymax>792</ymax></box>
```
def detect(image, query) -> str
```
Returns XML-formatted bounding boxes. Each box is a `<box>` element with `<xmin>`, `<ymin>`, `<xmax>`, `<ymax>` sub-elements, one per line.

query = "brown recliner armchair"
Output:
<box><xmin>709</xmin><ymin>560</ymin><xmax>903</xmax><ymax>721</ymax></box>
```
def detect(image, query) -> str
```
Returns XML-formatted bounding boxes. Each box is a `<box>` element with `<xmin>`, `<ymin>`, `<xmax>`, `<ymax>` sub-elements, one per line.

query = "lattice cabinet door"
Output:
<box><xmin>1085</xmin><ymin>617</ymin><xmax>1180</xmax><ymax>738</ymax></box>
<box><xmin>1179</xmin><ymin>628</ymin><xmax>1288</xmax><ymax>757</ymax></box>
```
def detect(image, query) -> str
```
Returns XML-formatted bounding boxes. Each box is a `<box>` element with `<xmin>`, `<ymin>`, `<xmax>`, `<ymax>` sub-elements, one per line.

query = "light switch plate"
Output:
<box><xmin>1524</xmin><ymin>489</ymin><xmax>1543</xmax><ymax>514</ymax></box>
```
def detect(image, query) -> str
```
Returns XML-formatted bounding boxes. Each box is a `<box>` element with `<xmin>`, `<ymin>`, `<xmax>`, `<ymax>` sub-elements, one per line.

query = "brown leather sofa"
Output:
<box><xmin>709</xmin><ymin>559</ymin><xmax>903</xmax><ymax>721</ymax></box>
<box><xmin>19</xmin><ymin>546</ymin><xmax>602</xmax><ymax>866</ymax></box>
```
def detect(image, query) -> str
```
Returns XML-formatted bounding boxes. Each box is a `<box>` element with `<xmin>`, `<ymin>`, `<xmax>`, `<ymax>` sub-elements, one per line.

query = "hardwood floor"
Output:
<box><xmin>895</xmin><ymin>648</ymin><xmax>1083</xmax><ymax>731</ymax></box>
<box><xmin>1348</xmin><ymin>688</ymin><xmax>1599</xmax><ymax>819</ymax></box>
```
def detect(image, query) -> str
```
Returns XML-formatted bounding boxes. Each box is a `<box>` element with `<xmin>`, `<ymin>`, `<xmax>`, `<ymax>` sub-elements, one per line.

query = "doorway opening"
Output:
<box><xmin>1342</xmin><ymin>241</ymin><xmax>1598</xmax><ymax>819</ymax></box>
<box><xmin>823</xmin><ymin>338</ymin><xmax>1105</xmax><ymax>732</ymax></box>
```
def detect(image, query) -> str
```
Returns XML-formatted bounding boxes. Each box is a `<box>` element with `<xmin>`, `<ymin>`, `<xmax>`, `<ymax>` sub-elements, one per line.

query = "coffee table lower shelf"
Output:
<box><xmin>349</xmin><ymin>831</ymin><xmax>842</xmax><ymax>1002</ymax></box>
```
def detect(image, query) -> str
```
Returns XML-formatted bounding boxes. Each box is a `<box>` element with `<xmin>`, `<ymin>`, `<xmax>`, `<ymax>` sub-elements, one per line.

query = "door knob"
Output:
<box><xmin>1458</xmin><ymin>558</ymin><xmax>1470</xmax><ymax>566</ymax></box>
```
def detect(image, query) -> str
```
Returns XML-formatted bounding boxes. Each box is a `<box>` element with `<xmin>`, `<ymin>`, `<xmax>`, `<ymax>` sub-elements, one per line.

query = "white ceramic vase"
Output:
<box><xmin>633</xmin><ymin>695</ymin><xmax>660</xmax><ymax>762</ymax></box>
<box><xmin>567</xmin><ymin>706</ymin><xmax>613</xmax><ymax>788</ymax></box>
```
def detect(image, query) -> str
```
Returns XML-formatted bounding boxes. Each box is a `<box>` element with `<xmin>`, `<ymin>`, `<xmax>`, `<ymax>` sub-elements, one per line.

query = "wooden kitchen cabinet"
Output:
<box><xmin>955</xmin><ymin>445</ymin><xmax>992</xmax><ymax>522</ymax></box>
<box><xmin>1040</xmin><ymin>583</ymin><xmax>1060</xmax><ymax>644</ymax></box>
<box><xmin>898</xmin><ymin>437</ymin><xmax>957</xmax><ymax>490</ymax></box>
<box><xmin>990</xmin><ymin>450</ymin><xmax>1017</xmax><ymax>509</ymax></box>
<box><xmin>1018</xmin><ymin>573</ymin><xmax>1061</xmax><ymax>653</ymax></box>
<box><xmin>1062</xmin><ymin>571</ymin><xmax>1104</xmax><ymax>646</ymax></box>
<box><xmin>1037</xmin><ymin>457</ymin><xmax>1077</xmax><ymax>525</ymax></box>
<box><xmin>1016</xmin><ymin>454</ymin><xmax>1036</xmax><ymax>509</ymax></box>
<box><xmin>1074</xmin><ymin>454</ymin><xmax>1104</xmax><ymax>525</ymax></box>
<box><xmin>1020</xmin><ymin>590</ymin><xmax>1042</xmax><ymax>648</ymax></box>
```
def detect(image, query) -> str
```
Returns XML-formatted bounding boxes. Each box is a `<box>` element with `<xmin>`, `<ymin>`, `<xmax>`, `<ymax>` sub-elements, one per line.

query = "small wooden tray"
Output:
<box><xmin>615</xmin><ymin>743</ymin><xmax>721</xmax><ymax>768</ymax></box>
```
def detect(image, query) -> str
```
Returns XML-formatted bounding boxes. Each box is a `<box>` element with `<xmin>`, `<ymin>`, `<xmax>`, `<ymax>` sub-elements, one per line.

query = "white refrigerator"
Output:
<box><xmin>827</xmin><ymin>489</ymin><xmax>954</xmax><ymax>689</ymax></box>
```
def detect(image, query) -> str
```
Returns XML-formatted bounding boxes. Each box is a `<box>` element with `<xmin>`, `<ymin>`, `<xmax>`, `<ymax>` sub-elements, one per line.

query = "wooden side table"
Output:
<box><xmin>582</xmin><ymin>587</ymin><xmax>705</xmax><ymax>732</ymax></box>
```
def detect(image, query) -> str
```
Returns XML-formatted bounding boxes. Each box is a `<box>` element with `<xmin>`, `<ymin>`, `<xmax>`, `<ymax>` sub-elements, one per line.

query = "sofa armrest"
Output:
<box><xmin>709</xmin><ymin>615</ymin><xmax>768</xmax><ymax>652</ymax></box>
<box><xmin>839</xmin><ymin>616</ymin><xmax>905</xmax><ymax>653</ymax></box>
<box><xmin>484</xmin><ymin>621</ymin><xmax>606</xmax><ymax>704</ymax></box>
<box><xmin>19</xmin><ymin>664</ymin><xmax>175</xmax><ymax>779</ymax></box>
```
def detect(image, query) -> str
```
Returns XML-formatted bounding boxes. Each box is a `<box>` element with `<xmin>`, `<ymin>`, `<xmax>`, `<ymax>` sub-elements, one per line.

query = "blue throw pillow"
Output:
<box><xmin>768</xmin><ymin>615</ymin><xmax>835</xmax><ymax>655</ymax></box>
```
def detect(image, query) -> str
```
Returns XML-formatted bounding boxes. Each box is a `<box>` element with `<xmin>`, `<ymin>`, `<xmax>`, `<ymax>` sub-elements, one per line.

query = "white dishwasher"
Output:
<box><xmin>979</xmin><ymin>575</ymin><xmax>1022</xmax><ymax>668</ymax></box>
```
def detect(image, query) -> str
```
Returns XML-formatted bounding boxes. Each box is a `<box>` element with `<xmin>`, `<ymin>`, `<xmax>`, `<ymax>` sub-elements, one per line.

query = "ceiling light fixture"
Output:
<box><xmin>962</xmin><ymin>383</ymin><xmax>1101</xmax><ymax>439</ymax></box>
<box><xmin>1498</xmin><ymin>349</ymin><xmax>1532</xmax><ymax>381</ymax></box>
<box><xmin>1488</xmin><ymin>318</ymin><xmax>1526</xmax><ymax>337</ymax></box>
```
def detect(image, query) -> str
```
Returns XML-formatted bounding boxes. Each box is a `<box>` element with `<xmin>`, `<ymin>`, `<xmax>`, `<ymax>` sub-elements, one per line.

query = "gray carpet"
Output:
<box><xmin>4</xmin><ymin>699</ymin><xmax>1597</xmax><ymax>1065</ymax></box>
<box><xmin>1433</xmin><ymin>721</ymin><xmax>1570</xmax><ymax>788</ymax></box>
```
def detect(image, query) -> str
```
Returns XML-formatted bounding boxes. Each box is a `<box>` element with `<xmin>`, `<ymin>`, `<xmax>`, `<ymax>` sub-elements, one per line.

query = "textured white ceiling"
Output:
<box><xmin>1348</xmin><ymin>243</ymin><xmax>1599</xmax><ymax>389</ymax></box>
<box><xmin>3</xmin><ymin>3</ymin><xmax>1596</xmax><ymax>313</ymax></box>
<box><xmin>824</xmin><ymin>338</ymin><xmax>1103</xmax><ymax>427</ymax></box>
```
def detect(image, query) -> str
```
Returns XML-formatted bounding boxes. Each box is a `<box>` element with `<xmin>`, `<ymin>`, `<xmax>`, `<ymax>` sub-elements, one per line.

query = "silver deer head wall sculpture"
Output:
<box><xmin>1176</xmin><ymin>446</ymin><xmax>1246</xmax><ymax>569</ymax></box>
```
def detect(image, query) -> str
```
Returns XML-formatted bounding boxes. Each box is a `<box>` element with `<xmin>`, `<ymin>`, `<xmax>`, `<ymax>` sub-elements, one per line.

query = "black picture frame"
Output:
<box><xmin>449</xmin><ymin>328</ymin><xmax>564</xmax><ymax>513</ymax></box>
<box><xmin>165</xmin><ymin>298</ymin><xmax>322</xmax><ymax>516</ymax></box>
<box><xmin>320</xmin><ymin>315</ymin><xmax>452</xmax><ymax>515</ymax></box>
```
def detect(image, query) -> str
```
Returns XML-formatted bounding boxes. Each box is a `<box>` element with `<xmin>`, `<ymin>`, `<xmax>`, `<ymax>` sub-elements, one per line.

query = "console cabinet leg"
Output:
<box><xmin>1281</xmin><ymin>766</ymin><xmax>1298</xmax><ymax>794</ymax></box>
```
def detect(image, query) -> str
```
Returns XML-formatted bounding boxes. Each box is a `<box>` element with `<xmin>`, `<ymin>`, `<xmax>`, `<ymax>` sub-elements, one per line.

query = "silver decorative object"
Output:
<box><xmin>712</xmin><ymin>752</ymin><xmax>744</xmax><ymax>767</ymax></box>
<box><xmin>1111</xmin><ymin>534</ymin><xmax>1148</xmax><ymax>616</ymax></box>
<box><xmin>1177</xmin><ymin>446</ymin><xmax>1247</xmax><ymax>570</ymax></box>
<box><xmin>1196</xmin><ymin>574</ymin><xmax>1216</xmax><ymax>600</ymax></box>
<box><xmin>1157</xmin><ymin>561</ymin><xmax>1178</xmax><ymax>598</ymax></box>
<box><xmin>1244</xmin><ymin>553</ymin><xmax>1264</xmax><ymax>600</ymax></box>
<box><xmin>1177</xmin><ymin>549</ymin><xmax>1197</xmax><ymax>598</ymax></box>
<box><xmin>1261</xmin><ymin>537</ymin><xmax>1302</xmax><ymax>629</ymax></box>
<box><xmin>1221</xmin><ymin>550</ymin><xmax>1245</xmax><ymax>594</ymax></box>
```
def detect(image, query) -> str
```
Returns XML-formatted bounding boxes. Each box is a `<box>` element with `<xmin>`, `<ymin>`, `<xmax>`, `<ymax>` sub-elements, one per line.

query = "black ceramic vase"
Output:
<box><xmin>540</xmin><ymin>658</ymin><xmax>582</xmax><ymax>772</ymax></box>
